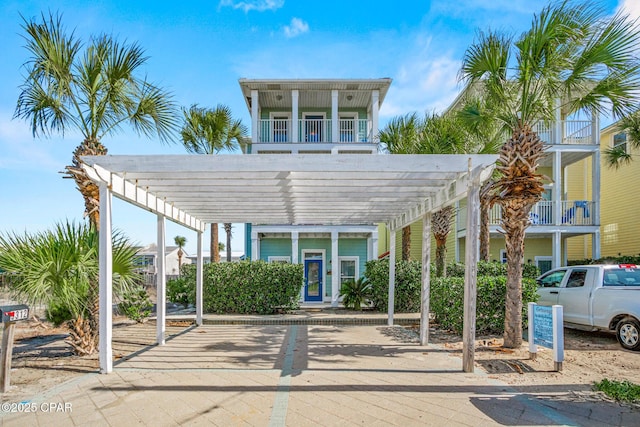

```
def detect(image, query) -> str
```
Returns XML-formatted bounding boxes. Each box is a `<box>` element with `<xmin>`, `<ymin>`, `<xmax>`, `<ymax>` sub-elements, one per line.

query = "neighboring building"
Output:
<box><xmin>566</xmin><ymin>120</ymin><xmax>640</xmax><ymax>259</ymax></box>
<box><xmin>134</xmin><ymin>243</ymin><xmax>191</xmax><ymax>277</ymax></box>
<box><xmin>379</xmin><ymin>92</ymin><xmax>601</xmax><ymax>274</ymax></box>
<box><xmin>239</xmin><ymin>78</ymin><xmax>391</xmax><ymax>304</ymax></box>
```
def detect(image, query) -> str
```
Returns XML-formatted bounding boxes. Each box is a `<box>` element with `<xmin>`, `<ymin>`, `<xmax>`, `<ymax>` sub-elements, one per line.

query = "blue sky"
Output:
<box><xmin>0</xmin><ymin>0</ymin><xmax>636</xmax><ymax>255</ymax></box>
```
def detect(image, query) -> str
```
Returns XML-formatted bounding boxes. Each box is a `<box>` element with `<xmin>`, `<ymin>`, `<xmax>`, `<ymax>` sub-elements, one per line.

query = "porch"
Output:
<box><xmin>258</xmin><ymin>118</ymin><xmax>372</xmax><ymax>143</ymax></box>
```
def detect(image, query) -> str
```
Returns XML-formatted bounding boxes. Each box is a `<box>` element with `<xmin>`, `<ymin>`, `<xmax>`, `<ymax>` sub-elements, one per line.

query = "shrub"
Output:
<box><xmin>118</xmin><ymin>285</ymin><xmax>152</xmax><ymax>323</ymax></box>
<box><xmin>569</xmin><ymin>255</ymin><xmax>640</xmax><ymax>266</ymax></box>
<box><xmin>339</xmin><ymin>277</ymin><xmax>372</xmax><ymax>311</ymax></box>
<box><xmin>176</xmin><ymin>261</ymin><xmax>303</xmax><ymax>314</ymax></box>
<box><xmin>365</xmin><ymin>259</ymin><xmax>422</xmax><ymax>313</ymax></box>
<box><xmin>430</xmin><ymin>276</ymin><xmax>539</xmax><ymax>334</ymax></box>
<box><xmin>167</xmin><ymin>276</ymin><xmax>194</xmax><ymax>307</ymax></box>
<box><xmin>593</xmin><ymin>379</ymin><xmax>640</xmax><ymax>403</ymax></box>
<box><xmin>448</xmin><ymin>261</ymin><xmax>540</xmax><ymax>279</ymax></box>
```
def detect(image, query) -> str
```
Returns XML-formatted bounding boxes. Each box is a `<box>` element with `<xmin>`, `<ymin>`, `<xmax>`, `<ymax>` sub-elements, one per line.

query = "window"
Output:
<box><xmin>566</xmin><ymin>269</ymin><xmax>587</xmax><ymax>288</ymax></box>
<box><xmin>268</xmin><ymin>256</ymin><xmax>290</xmax><ymax>263</ymax></box>
<box><xmin>339</xmin><ymin>257</ymin><xmax>359</xmax><ymax>285</ymax></box>
<box><xmin>613</xmin><ymin>132</ymin><xmax>627</xmax><ymax>154</ymax></box>
<box><xmin>537</xmin><ymin>270</ymin><xmax>567</xmax><ymax>288</ymax></box>
<box><xmin>500</xmin><ymin>249</ymin><xmax>507</xmax><ymax>264</ymax></box>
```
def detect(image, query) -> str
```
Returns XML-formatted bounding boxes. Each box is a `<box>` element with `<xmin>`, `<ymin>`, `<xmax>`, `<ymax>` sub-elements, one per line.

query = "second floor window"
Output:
<box><xmin>613</xmin><ymin>132</ymin><xmax>627</xmax><ymax>154</ymax></box>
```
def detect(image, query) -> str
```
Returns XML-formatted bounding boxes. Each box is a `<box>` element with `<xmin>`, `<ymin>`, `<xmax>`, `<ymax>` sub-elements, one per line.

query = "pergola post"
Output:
<box><xmin>387</xmin><ymin>227</ymin><xmax>396</xmax><ymax>326</ymax></box>
<box><xmin>462</xmin><ymin>165</ymin><xmax>481</xmax><ymax>373</ymax></box>
<box><xmin>156</xmin><ymin>215</ymin><xmax>166</xmax><ymax>346</ymax></box>
<box><xmin>99</xmin><ymin>183</ymin><xmax>113</xmax><ymax>374</ymax></box>
<box><xmin>420</xmin><ymin>212</ymin><xmax>432</xmax><ymax>345</ymax></box>
<box><xmin>196</xmin><ymin>230</ymin><xmax>203</xmax><ymax>326</ymax></box>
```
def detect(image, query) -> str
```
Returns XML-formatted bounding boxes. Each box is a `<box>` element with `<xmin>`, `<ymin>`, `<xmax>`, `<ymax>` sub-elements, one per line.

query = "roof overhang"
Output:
<box><xmin>81</xmin><ymin>154</ymin><xmax>497</xmax><ymax>233</ymax></box>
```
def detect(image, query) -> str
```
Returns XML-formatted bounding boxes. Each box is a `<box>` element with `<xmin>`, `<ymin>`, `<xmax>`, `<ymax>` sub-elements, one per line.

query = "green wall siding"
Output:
<box><xmin>339</xmin><ymin>238</ymin><xmax>368</xmax><ymax>280</ymax></box>
<box><xmin>259</xmin><ymin>238</ymin><xmax>292</xmax><ymax>261</ymax></box>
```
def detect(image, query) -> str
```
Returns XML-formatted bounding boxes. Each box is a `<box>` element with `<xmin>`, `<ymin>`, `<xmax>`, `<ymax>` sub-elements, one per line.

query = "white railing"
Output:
<box><xmin>458</xmin><ymin>200</ymin><xmax>596</xmax><ymax>230</ymax></box>
<box><xmin>257</xmin><ymin>119</ymin><xmax>371</xmax><ymax>143</ymax></box>
<box><xmin>532</xmin><ymin>120</ymin><xmax>594</xmax><ymax>145</ymax></box>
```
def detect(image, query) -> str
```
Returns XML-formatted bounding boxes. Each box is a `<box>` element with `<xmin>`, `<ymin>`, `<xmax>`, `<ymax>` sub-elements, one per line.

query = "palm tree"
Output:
<box><xmin>13</xmin><ymin>12</ymin><xmax>178</xmax><ymax>354</ymax></box>
<box><xmin>174</xmin><ymin>235</ymin><xmax>187</xmax><ymax>273</ymax></box>
<box><xmin>223</xmin><ymin>224</ymin><xmax>232</xmax><ymax>262</ymax></box>
<box><xmin>379</xmin><ymin>113</ymin><xmax>424</xmax><ymax>260</ymax></box>
<box><xmin>461</xmin><ymin>1</ymin><xmax>640</xmax><ymax>347</ymax></box>
<box><xmin>15</xmin><ymin>12</ymin><xmax>179</xmax><ymax>228</ymax></box>
<box><xmin>605</xmin><ymin>111</ymin><xmax>640</xmax><ymax>168</ymax></box>
<box><xmin>180</xmin><ymin>104</ymin><xmax>247</xmax><ymax>263</ymax></box>
<box><xmin>0</xmin><ymin>222</ymin><xmax>138</xmax><ymax>355</ymax></box>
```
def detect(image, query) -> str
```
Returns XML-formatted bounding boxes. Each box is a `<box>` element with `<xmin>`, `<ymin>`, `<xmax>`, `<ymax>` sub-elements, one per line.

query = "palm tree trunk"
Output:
<box><xmin>224</xmin><ymin>223</ymin><xmax>232</xmax><ymax>262</ymax></box>
<box><xmin>401</xmin><ymin>226</ymin><xmax>411</xmax><ymax>261</ymax></box>
<box><xmin>63</xmin><ymin>137</ymin><xmax>108</xmax><ymax>356</ymax></box>
<box><xmin>432</xmin><ymin>206</ymin><xmax>454</xmax><ymax>277</ymax></box>
<box><xmin>211</xmin><ymin>224</ymin><xmax>220</xmax><ymax>263</ymax></box>
<box><xmin>501</xmin><ymin>199</ymin><xmax>531</xmax><ymax>348</ymax></box>
<box><xmin>177</xmin><ymin>248</ymin><xmax>183</xmax><ymax>272</ymax></box>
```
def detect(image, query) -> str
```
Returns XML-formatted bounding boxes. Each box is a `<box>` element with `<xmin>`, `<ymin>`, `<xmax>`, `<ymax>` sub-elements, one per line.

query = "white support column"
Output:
<box><xmin>462</xmin><ymin>164</ymin><xmax>481</xmax><ymax>373</ymax></box>
<box><xmin>553</xmin><ymin>232</ymin><xmax>562</xmax><ymax>269</ymax></box>
<box><xmin>553</xmin><ymin>150</ymin><xmax>562</xmax><ymax>226</ymax></box>
<box><xmin>420</xmin><ymin>212</ymin><xmax>432</xmax><ymax>346</ymax></box>
<box><xmin>99</xmin><ymin>183</ymin><xmax>113</xmax><ymax>374</ymax></box>
<box><xmin>291</xmin><ymin>231</ymin><xmax>299</xmax><ymax>264</ymax></box>
<box><xmin>371</xmin><ymin>90</ymin><xmax>379</xmax><ymax>142</ymax></box>
<box><xmin>196</xmin><ymin>230</ymin><xmax>203</xmax><ymax>326</ymax></box>
<box><xmin>331</xmin><ymin>90</ymin><xmax>339</xmax><ymax>143</ymax></box>
<box><xmin>331</xmin><ymin>230</ymin><xmax>339</xmax><ymax>307</ymax></box>
<box><xmin>251</xmin><ymin>231</ymin><xmax>259</xmax><ymax>261</ymax></box>
<box><xmin>251</xmin><ymin>90</ymin><xmax>259</xmax><ymax>143</ymax></box>
<box><xmin>156</xmin><ymin>215</ymin><xmax>166</xmax><ymax>346</ymax></box>
<box><xmin>292</xmin><ymin>90</ymin><xmax>299</xmax><ymax>143</ymax></box>
<box><xmin>367</xmin><ymin>230</ymin><xmax>379</xmax><ymax>261</ymax></box>
<box><xmin>388</xmin><ymin>227</ymin><xmax>396</xmax><ymax>326</ymax></box>
<box><xmin>593</xmin><ymin>230</ymin><xmax>601</xmax><ymax>260</ymax></box>
<box><xmin>592</xmin><ymin>143</ymin><xmax>601</xmax><ymax>259</ymax></box>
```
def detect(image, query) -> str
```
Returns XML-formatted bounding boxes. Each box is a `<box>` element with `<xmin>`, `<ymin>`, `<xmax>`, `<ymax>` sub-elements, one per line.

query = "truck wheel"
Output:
<box><xmin>616</xmin><ymin>317</ymin><xmax>640</xmax><ymax>351</ymax></box>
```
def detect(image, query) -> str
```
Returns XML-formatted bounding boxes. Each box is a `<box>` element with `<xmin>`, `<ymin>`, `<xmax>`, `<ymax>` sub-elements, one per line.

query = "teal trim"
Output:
<box><xmin>244</xmin><ymin>223</ymin><xmax>252</xmax><ymax>260</ymax></box>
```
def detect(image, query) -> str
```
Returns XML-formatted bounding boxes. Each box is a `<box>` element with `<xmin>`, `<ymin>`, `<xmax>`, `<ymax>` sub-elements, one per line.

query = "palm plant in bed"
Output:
<box><xmin>339</xmin><ymin>277</ymin><xmax>372</xmax><ymax>311</ymax></box>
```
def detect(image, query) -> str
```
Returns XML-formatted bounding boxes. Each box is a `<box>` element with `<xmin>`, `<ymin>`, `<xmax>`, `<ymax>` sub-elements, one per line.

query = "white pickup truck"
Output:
<box><xmin>536</xmin><ymin>264</ymin><xmax>640</xmax><ymax>350</ymax></box>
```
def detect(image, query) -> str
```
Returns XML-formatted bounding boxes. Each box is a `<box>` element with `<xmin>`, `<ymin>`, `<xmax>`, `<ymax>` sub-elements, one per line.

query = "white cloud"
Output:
<box><xmin>283</xmin><ymin>17</ymin><xmax>309</xmax><ymax>38</ymax></box>
<box><xmin>218</xmin><ymin>0</ymin><xmax>284</xmax><ymax>13</ymax></box>
<box><xmin>617</xmin><ymin>0</ymin><xmax>640</xmax><ymax>19</ymax></box>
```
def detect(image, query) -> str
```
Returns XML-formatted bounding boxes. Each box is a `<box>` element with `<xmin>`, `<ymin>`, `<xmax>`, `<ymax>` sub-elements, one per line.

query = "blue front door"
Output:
<box><xmin>304</xmin><ymin>260</ymin><xmax>323</xmax><ymax>302</ymax></box>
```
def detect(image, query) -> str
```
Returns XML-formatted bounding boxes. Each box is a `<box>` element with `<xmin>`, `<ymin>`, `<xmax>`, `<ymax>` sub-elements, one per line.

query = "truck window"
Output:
<box><xmin>537</xmin><ymin>270</ymin><xmax>566</xmax><ymax>288</ymax></box>
<box><xmin>566</xmin><ymin>269</ymin><xmax>587</xmax><ymax>288</ymax></box>
<box><xmin>602</xmin><ymin>267</ymin><xmax>640</xmax><ymax>286</ymax></box>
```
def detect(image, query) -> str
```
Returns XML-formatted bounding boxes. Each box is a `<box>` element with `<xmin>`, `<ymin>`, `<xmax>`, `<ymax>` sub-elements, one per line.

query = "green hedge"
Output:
<box><xmin>430</xmin><ymin>276</ymin><xmax>538</xmax><ymax>334</ymax></box>
<box><xmin>365</xmin><ymin>259</ymin><xmax>422</xmax><ymax>313</ymax></box>
<box><xmin>568</xmin><ymin>255</ymin><xmax>640</xmax><ymax>266</ymax></box>
<box><xmin>167</xmin><ymin>261</ymin><xmax>303</xmax><ymax>314</ymax></box>
<box><xmin>364</xmin><ymin>259</ymin><xmax>539</xmax><ymax>333</ymax></box>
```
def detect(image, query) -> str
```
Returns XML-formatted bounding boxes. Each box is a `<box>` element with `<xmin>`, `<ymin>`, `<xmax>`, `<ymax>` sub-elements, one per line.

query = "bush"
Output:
<box><xmin>176</xmin><ymin>261</ymin><xmax>303</xmax><ymax>314</ymax></box>
<box><xmin>430</xmin><ymin>276</ymin><xmax>539</xmax><ymax>334</ymax></box>
<box><xmin>46</xmin><ymin>300</ymin><xmax>74</xmax><ymax>326</ymax></box>
<box><xmin>339</xmin><ymin>277</ymin><xmax>372</xmax><ymax>311</ymax></box>
<box><xmin>568</xmin><ymin>255</ymin><xmax>640</xmax><ymax>266</ymax></box>
<box><xmin>365</xmin><ymin>259</ymin><xmax>422</xmax><ymax>313</ymax></box>
<box><xmin>118</xmin><ymin>285</ymin><xmax>152</xmax><ymax>323</ymax></box>
<box><xmin>448</xmin><ymin>261</ymin><xmax>540</xmax><ymax>279</ymax></box>
<box><xmin>167</xmin><ymin>276</ymin><xmax>194</xmax><ymax>307</ymax></box>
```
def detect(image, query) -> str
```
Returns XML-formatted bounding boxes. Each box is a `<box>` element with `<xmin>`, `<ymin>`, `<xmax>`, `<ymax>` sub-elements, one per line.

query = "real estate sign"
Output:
<box><xmin>528</xmin><ymin>302</ymin><xmax>564</xmax><ymax>371</ymax></box>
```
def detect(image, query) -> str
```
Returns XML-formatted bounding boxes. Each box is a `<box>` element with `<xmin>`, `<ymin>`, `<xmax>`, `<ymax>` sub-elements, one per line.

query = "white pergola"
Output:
<box><xmin>81</xmin><ymin>154</ymin><xmax>496</xmax><ymax>374</ymax></box>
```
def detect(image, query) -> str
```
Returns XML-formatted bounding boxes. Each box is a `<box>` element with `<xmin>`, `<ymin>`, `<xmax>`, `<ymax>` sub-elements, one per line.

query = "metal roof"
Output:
<box><xmin>81</xmin><ymin>154</ymin><xmax>497</xmax><ymax>233</ymax></box>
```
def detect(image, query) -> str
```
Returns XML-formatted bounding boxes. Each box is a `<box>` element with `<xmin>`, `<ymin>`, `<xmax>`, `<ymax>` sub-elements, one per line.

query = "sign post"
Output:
<box><xmin>528</xmin><ymin>302</ymin><xmax>564</xmax><ymax>371</ymax></box>
<box><xmin>0</xmin><ymin>305</ymin><xmax>30</xmax><ymax>392</ymax></box>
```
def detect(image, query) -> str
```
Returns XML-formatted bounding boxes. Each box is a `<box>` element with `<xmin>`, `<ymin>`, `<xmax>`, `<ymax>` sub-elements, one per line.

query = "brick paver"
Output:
<box><xmin>1</xmin><ymin>320</ymin><xmax>639</xmax><ymax>426</ymax></box>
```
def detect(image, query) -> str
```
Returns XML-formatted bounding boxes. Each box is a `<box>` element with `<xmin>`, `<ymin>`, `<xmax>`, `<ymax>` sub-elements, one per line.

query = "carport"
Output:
<box><xmin>81</xmin><ymin>153</ymin><xmax>496</xmax><ymax>374</ymax></box>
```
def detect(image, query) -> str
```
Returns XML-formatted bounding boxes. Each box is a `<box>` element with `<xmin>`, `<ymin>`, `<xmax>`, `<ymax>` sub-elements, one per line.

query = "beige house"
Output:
<box><xmin>134</xmin><ymin>243</ymin><xmax>191</xmax><ymax>277</ymax></box>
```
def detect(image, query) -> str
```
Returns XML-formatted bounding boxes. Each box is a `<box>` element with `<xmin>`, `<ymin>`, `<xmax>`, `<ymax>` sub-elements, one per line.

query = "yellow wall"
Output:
<box><xmin>458</xmin><ymin>236</ymin><xmax>552</xmax><ymax>264</ymax></box>
<box><xmin>567</xmin><ymin>124</ymin><xmax>640</xmax><ymax>258</ymax></box>
<box><xmin>377</xmin><ymin>218</ymin><xmax>455</xmax><ymax>264</ymax></box>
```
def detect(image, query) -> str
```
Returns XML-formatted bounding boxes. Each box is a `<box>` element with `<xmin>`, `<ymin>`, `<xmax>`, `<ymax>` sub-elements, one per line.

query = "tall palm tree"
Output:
<box><xmin>180</xmin><ymin>104</ymin><xmax>247</xmax><ymax>263</ymax></box>
<box><xmin>174</xmin><ymin>235</ymin><xmax>187</xmax><ymax>273</ymax></box>
<box><xmin>0</xmin><ymin>222</ymin><xmax>138</xmax><ymax>355</ymax></box>
<box><xmin>13</xmin><ymin>12</ymin><xmax>178</xmax><ymax>354</ymax></box>
<box><xmin>15</xmin><ymin>12</ymin><xmax>179</xmax><ymax>228</ymax></box>
<box><xmin>379</xmin><ymin>113</ymin><xmax>425</xmax><ymax>260</ymax></box>
<box><xmin>605</xmin><ymin>111</ymin><xmax>640</xmax><ymax>168</ymax></box>
<box><xmin>223</xmin><ymin>223</ymin><xmax>232</xmax><ymax>262</ymax></box>
<box><xmin>461</xmin><ymin>1</ymin><xmax>640</xmax><ymax>347</ymax></box>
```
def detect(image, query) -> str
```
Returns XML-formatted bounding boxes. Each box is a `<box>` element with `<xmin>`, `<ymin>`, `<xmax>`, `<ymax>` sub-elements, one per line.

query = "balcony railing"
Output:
<box><xmin>458</xmin><ymin>200</ymin><xmax>597</xmax><ymax>230</ymax></box>
<box><xmin>532</xmin><ymin>120</ymin><xmax>594</xmax><ymax>145</ymax></box>
<box><xmin>258</xmin><ymin>119</ymin><xmax>371</xmax><ymax>143</ymax></box>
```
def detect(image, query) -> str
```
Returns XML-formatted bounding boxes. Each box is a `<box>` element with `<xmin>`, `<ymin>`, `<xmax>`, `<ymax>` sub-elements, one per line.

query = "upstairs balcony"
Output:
<box><xmin>532</xmin><ymin>120</ymin><xmax>595</xmax><ymax>145</ymax></box>
<box><xmin>257</xmin><ymin>118</ymin><xmax>373</xmax><ymax>143</ymax></box>
<box><xmin>457</xmin><ymin>200</ymin><xmax>598</xmax><ymax>232</ymax></box>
